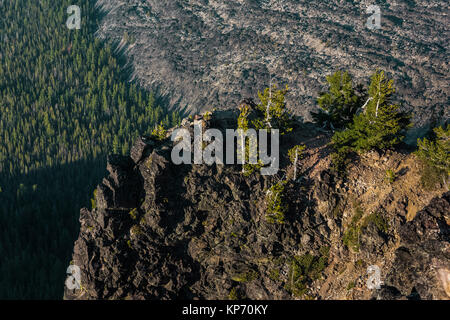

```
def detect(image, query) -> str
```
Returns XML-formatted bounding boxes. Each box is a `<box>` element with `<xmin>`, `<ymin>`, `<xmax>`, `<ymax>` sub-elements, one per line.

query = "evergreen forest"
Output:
<box><xmin>0</xmin><ymin>0</ymin><xmax>181</xmax><ymax>298</ymax></box>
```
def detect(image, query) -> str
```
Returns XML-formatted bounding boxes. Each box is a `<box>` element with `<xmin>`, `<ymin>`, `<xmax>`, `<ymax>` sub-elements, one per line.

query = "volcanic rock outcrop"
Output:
<box><xmin>65</xmin><ymin>108</ymin><xmax>449</xmax><ymax>300</ymax></box>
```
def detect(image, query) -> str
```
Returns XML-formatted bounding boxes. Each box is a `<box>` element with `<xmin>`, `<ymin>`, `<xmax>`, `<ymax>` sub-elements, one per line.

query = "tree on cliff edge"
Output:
<box><xmin>311</xmin><ymin>70</ymin><xmax>366</xmax><ymax>130</ymax></box>
<box><xmin>330</xmin><ymin>70</ymin><xmax>411</xmax><ymax>173</ymax></box>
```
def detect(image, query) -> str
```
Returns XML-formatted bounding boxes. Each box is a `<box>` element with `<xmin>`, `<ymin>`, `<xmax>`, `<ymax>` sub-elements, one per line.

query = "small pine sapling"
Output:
<box><xmin>288</xmin><ymin>144</ymin><xmax>306</xmax><ymax>181</ymax></box>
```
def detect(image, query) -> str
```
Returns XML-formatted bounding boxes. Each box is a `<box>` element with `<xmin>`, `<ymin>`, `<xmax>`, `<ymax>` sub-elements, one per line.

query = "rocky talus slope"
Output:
<box><xmin>95</xmin><ymin>0</ymin><xmax>449</xmax><ymax>140</ymax></box>
<box><xmin>65</xmin><ymin>107</ymin><xmax>449</xmax><ymax>300</ymax></box>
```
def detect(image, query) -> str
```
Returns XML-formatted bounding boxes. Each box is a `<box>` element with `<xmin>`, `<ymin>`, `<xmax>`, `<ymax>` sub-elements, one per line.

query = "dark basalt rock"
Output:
<box><xmin>375</xmin><ymin>192</ymin><xmax>450</xmax><ymax>300</ymax></box>
<box><xmin>130</xmin><ymin>136</ymin><xmax>155</xmax><ymax>164</ymax></box>
<box><xmin>96</xmin><ymin>154</ymin><xmax>141</xmax><ymax>210</ymax></box>
<box><xmin>65</xmin><ymin>111</ymin><xmax>449</xmax><ymax>300</ymax></box>
<box><xmin>359</xmin><ymin>222</ymin><xmax>390</xmax><ymax>258</ymax></box>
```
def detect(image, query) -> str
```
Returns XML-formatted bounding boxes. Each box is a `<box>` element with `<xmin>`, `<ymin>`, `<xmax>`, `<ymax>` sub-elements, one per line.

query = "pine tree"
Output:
<box><xmin>253</xmin><ymin>84</ymin><xmax>293</xmax><ymax>135</ymax></box>
<box><xmin>416</xmin><ymin>124</ymin><xmax>450</xmax><ymax>188</ymax></box>
<box><xmin>0</xmin><ymin>0</ymin><xmax>180</xmax><ymax>298</ymax></box>
<box><xmin>311</xmin><ymin>70</ymin><xmax>366</xmax><ymax>130</ymax></box>
<box><xmin>151</xmin><ymin>123</ymin><xmax>167</xmax><ymax>141</ymax></box>
<box><xmin>235</xmin><ymin>84</ymin><xmax>293</xmax><ymax>176</ymax></box>
<box><xmin>265</xmin><ymin>180</ymin><xmax>288</xmax><ymax>224</ymax></box>
<box><xmin>113</xmin><ymin>136</ymin><xmax>120</xmax><ymax>154</ymax></box>
<box><xmin>332</xmin><ymin>70</ymin><xmax>410</xmax><ymax>153</ymax></box>
<box><xmin>237</xmin><ymin>104</ymin><xmax>263</xmax><ymax>175</ymax></box>
<box><xmin>352</xmin><ymin>70</ymin><xmax>411</xmax><ymax>151</ymax></box>
<box><xmin>288</xmin><ymin>144</ymin><xmax>306</xmax><ymax>181</ymax></box>
<box><xmin>330</xmin><ymin>70</ymin><xmax>411</xmax><ymax>174</ymax></box>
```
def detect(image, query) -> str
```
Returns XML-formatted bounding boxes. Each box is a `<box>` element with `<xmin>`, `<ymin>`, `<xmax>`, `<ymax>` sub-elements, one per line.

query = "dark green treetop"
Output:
<box><xmin>311</xmin><ymin>70</ymin><xmax>366</xmax><ymax>130</ymax></box>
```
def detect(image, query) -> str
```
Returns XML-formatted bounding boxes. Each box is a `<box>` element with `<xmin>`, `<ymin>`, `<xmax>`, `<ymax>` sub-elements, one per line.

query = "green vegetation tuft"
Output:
<box><xmin>342</xmin><ymin>207</ymin><xmax>364</xmax><ymax>252</ymax></box>
<box><xmin>228</xmin><ymin>287</ymin><xmax>239</xmax><ymax>300</ymax></box>
<box><xmin>416</xmin><ymin>124</ymin><xmax>449</xmax><ymax>190</ymax></box>
<box><xmin>151</xmin><ymin>124</ymin><xmax>167</xmax><ymax>141</ymax></box>
<box><xmin>362</xmin><ymin>213</ymin><xmax>389</xmax><ymax>233</ymax></box>
<box><xmin>355</xmin><ymin>259</ymin><xmax>365</xmax><ymax>269</ymax></box>
<box><xmin>343</xmin><ymin>210</ymin><xmax>389</xmax><ymax>252</ymax></box>
<box><xmin>129</xmin><ymin>208</ymin><xmax>138</xmax><ymax>220</ymax></box>
<box><xmin>385</xmin><ymin>169</ymin><xmax>397</xmax><ymax>184</ymax></box>
<box><xmin>347</xmin><ymin>281</ymin><xmax>356</xmax><ymax>290</ymax></box>
<box><xmin>288</xmin><ymin>145</ymin><xmax>306</xmax><ymax>164</ymax></box>
<box><xmin>203</xmin><ymin>111</ymin><xmax>212</xmax><ymax>121</ymax></box>
<box><xmin>91</xmin><ymin>188</ymin><xmax>97</xmax><ymax>209</ymax></box>
<box><xmin>343</xmin><ymin>226</ymin><xmax>361</xmax><ymax>252</ymax></box>
<box><xmin>285</xmin><ymin>249</ymin><xmax>329</xmax><ymax>298</ymax></box>
<box><xmin>130</xmin><ymin>225</ymin><xmax>143</xmax><ymax>236</ymax></box>
<box><xmin>232</xmin><ymin>269</ymin><xmax>259</xmax><ymax>283</ymax></box>
<box><xmin>269</xmin><ymin>268</ymin><xmax>281</xmax><ymax>281</ymax></box>
<box><xmin>288</xmin><ymin>144</ymin><xmax>306</xmax><ymax>181</ymax></box>
<box><xmin>265</xmin><ymin>181</ymin><xmax>288</xmax><ymax>224</ymax></box>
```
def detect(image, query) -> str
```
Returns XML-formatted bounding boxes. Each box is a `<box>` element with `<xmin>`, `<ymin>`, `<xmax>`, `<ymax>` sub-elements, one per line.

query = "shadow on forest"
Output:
<box><xmin>0</xmin><ymin>157</ymin><xmax>107</xmax><ymax>299</ymax></box>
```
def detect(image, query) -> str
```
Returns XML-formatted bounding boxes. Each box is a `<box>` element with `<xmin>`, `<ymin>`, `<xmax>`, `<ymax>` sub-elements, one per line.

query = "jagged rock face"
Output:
<box><xmin>95</xmin><ymin>0</ymin><xmax>449</xmax><ymax>141</ymax></box>
<box><xmin>377</xmin><ymin>192</ymin><xmax>450</xmax><ymax>300</ymax></box>
<box><xmin>65</xmin><ymin>110</ymin><xmax>449</xmax><ymax>300</ymax></box>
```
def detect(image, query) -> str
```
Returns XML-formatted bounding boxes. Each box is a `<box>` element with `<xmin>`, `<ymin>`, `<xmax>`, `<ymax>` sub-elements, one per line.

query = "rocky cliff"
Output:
<box><xmin>64</xmin><ymin>106</ymin><xmax>449</xmax><ymax>300</ymax></box>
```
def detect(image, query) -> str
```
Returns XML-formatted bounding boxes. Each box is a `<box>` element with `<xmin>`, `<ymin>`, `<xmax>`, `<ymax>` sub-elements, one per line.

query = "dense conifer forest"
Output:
<box><xmin>0</xmin><ymin>0</ymin><xmax>180</xmax><ymax>298</ymax></box>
